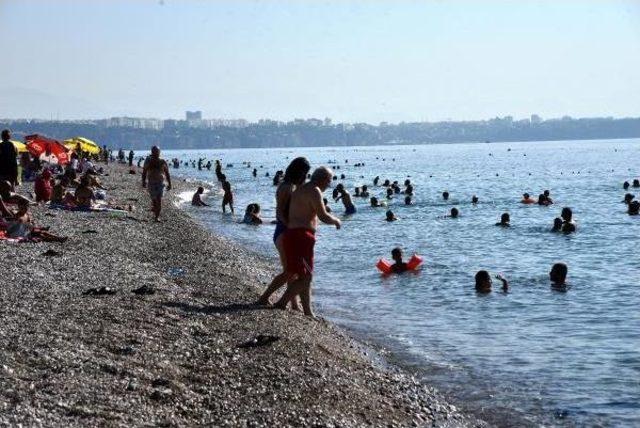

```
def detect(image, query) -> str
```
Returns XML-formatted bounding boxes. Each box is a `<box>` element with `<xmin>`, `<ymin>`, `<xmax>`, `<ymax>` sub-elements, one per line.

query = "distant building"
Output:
<box><xmin>324</xmin><ymin>117</ymin><xmax>332</xmax><ymax>127</ymax></box>
<box><xmin>531</xmin><ymin>114</ymin><xmax>542</xmax><ymax>124</ymax></box>
<box><xmin>186</xmin><ymin>111</ymin><xmax>202</xmax><ymax>121</ymax></box>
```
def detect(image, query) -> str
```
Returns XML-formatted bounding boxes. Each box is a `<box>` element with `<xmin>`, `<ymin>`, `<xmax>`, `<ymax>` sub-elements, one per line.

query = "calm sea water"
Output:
<box><xmin>158</xmin><ymin>139</ymin><xmax>639</xmax><ymax>427</ymax></box>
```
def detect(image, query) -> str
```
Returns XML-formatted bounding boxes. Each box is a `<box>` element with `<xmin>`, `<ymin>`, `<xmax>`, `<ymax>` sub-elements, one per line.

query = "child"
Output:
<box><xmin>191</xmin><ymin>186</ymin><xmax>209</xmax><ymax>207</ymax></box>
<box><xmin>390</xmin><ymin>247</ymin><xmax>408</xmax><ymax>274</ymax></box>
<box><xmin>34</xmin><ymin>169</ymin><xmax>53</xmax><ymax>202</ymax></box>
<box><xmin>221</xmin><ymin>177</ymin><xmax>234</xmax><ymax>214</ymax></box>
<box><xmin>551</xmin><ymin>217</ymin><xmax>563</xmax><ymax>232</ymax></box>
<box><xmin>475</xmin><ymin>270</ymin><xmax>508</xmax><ymax>293</ymax></box>
<box><xmin>242</xmin><ymin>203</ymin><xmax>263</xmax><ymax>225</ymax></box>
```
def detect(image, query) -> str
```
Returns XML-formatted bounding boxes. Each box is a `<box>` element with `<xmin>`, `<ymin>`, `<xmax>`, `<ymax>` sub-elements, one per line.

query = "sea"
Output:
<box><xmin>153</xmin><ymin>139</ymin><xmax>639</xmax><ymax>427</ymax></box>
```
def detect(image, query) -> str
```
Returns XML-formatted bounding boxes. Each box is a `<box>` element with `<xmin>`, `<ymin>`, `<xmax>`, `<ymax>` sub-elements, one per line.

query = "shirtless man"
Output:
<box><xmin>336</xmin><ymin>185</ymin><xmax>356</xmax><ymax>214</ymax></box>
<box><xmin>274</xmin><ymin>166</ymin><xmax>341</xmax><ymax>317</ymax></box>
<box><xmin>142</xmin><ymin>146</ymin><xmax>172</xmax><ymax>222</ymax></box>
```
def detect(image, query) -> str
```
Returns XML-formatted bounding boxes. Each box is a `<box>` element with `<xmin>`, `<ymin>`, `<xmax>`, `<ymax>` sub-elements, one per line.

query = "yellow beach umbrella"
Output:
<box><xmin>11</xmin><ymin>140</ymin><xmax>27</xmax><ymax>153</ymax></box>
<box><xmin>64</xmin><ymin>137</ymin><xmax>101</xmax><ymax>155</ymax></box>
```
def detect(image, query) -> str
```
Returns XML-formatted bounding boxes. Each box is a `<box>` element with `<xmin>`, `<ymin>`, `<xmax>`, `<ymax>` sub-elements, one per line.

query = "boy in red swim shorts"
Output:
<box><xmin>275</xmin><ymin>166</ymin><xmax>341</xmax><ymax>317</ymax></box>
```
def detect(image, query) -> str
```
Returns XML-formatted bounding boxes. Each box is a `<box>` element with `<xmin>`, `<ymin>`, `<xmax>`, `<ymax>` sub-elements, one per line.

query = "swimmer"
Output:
<box><xmin>191</xmin><ymin>187</ymin><xmax>209</xmax><ymax>207</ymax></box>
<box><xmin>336</xmin><ymin>186</ymin><xmax>356</xmax><ymax>215</ymax></box>
<box><xmin>252</xmin><ymin>168</ymin><xmax>257</xmax><ymax>177</ymax></box>
<box><xmin>521</xmin><ymin>193</ymin><xmax>535</xmax><ymax>204</ymax></box>
<box><xmin>404</xmin><ymin>195</ymin><xmax>412</xmax><ymax>205</ymax></box>
<box><xmin>634</xmin><ymin>179</ymin><xmax>640</xmax><ymax>188</ymax></box>
<box><xmin>628</xmin><ymin>200</ymin><xmax>640</xmax><ymax>215</ymax></box>
<box><xmin>386</xmin><ymin>188</ymin><xmax>393</xmax><ymax>199</ymax></box>
<box><xmin>373</xmin><ymin>176</ymin><xmax>380</xmax><ymax>186</ymax></box>
<box><xmin>448</xmin><ymin>207</ymin><xmax>459</xmax><ymax>218</ymax></box>
<box><xmin>242</xmin><ymin>203</ymin><xmax>263</xmax><ymax>225</ymax></box>
<box><xmin>354</xmin><ymin>187</ymin><xmax>361</xmax><ymax>197</ymax></box>
<box><xmin>390</xmin><ymin>248</ymin><xmax>408</xmax><ymax>274</ymax></box>
<box><xmin>360</xmin><ymin>185</ymin><xmax>370</xmax><ymax>197</ymax></box>
<box><xmin>404</xmin><ymin>184</ymin><xmax>414</xmax><ymax>195</ymax></box>
<box><xmin>385</xmin><ymin>210</ymin><xmax>398</xmax><ymax>222</ymax></box>
<box><xmin>623</xmin><ymin>181</ymin><xmax>630</xmax><ymax>190</ymax></box>
<box><xmin>551</xmin><ymin>217</ymin><xmax>563</xmax><ymax>232</ymax></box>
<box><xmin>537</xmin><ymin>194</ymin><xmax>551</xmax><ymax>206</ymax></box>
<box><xmin>383</xmin><ymin>179</ymin><xmax>390</xmax><ymax>187</ymax></box>
<box><xmin>550</xmin><ymin>262</ymin><xmax>568</xmax><ymax>288</ymax></box>
<box><xmin>561</xmin><ymin>207</ymin><xmax>576</xmax><ymax>232</ymax></box>
<box><xmin>623</xmin><ymin>193</ymin><xmax>635</xmax><ymax>204</ymax></box>
<box><xmin>370</xmin><ymin>196</ymin><xmax>381</xmax><ymax>207</ymax></box>
<box><xmin>543</xmin><ymin>190</ymin><xmax>553</xmax><ymax>204</ymax></box>
<box><xmin>475</xmin><ymin>270</ymin><xmax>508</xmax><ymax>293</ymax></box>
<box><xmin>496</xmin><ymin>212</ymin><xmax>510</xmax><ymax>227</ymax></box>
<box><xmin>471</xmin><ymin>195</ymin><xmax>479</xmax><ymax>204</ymax></box>
<box><xmin>221</xmin><ymin>176</ymin><xmax>234</xmax><ymax>214</ymax></box>
<box><xmin>442</xmin><ymin>191</ymin><xmax>449</xmax><ymax>201</ymax></box>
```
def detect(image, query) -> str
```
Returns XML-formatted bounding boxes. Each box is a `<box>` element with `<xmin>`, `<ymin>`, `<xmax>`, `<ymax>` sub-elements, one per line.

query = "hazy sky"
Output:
<box><xmin>1</xmin><ymin>0</ymin><xmax>639</xmax><ymax>123</ymax></box>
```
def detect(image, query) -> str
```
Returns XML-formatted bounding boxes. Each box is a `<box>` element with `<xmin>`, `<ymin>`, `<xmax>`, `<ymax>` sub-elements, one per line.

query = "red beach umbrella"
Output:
<box><xmin>25</xmin><ymin>134</ymin><xmax>70</xmax><ymax>166</ymax></box>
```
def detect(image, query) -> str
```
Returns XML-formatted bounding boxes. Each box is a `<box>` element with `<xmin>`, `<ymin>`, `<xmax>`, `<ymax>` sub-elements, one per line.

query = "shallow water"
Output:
<box><xmin>158</xmin><ymin>139</ymin><xmax>640</xmax><ymax>427</ymax></box>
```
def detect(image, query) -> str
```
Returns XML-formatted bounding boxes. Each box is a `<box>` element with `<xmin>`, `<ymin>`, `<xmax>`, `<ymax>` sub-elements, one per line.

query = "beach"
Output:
<box><xmin>0</xmin><ymin>163</ymin><xmax>482</xmax><ymax>427</ymax></box>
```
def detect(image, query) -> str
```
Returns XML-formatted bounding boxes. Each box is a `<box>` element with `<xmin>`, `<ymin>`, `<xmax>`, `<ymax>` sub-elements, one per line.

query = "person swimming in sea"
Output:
<box><xmin>192</xmin><ymin>186</ymin><xmax>209</xmax><ymax>207</ymax></box>
<box><xmin>336</xmin><ymin>186</ymin><xmax>356</xmax><ymax>214</ymax></box>
<box><xmin>386</xmin><ymin>187</ymin><xmax>393</xmax><ymax>199</ymax></box>
<box><xmin>360</xmin><ymin>185</ymin><xmax>370</xmax><ymax>197</ymax></box>
<box><xmin>633</xmin><ymin>179</ymin><xmax>640</xmax><ymax>188</ymax></box>
<box><xmin>550</xmin><ymin>262</ymin><xmax>568</xmax><ymax>289</ymax></box>
<box><xmin>385</xmin><ymin>210</ymin><xmax>398</xmax><ymax>222</ymax></box>
<box><xmin>521</xmin><ymin>193</ymin><xmax>535</xmax><ymax>204</ymax></box>
<box><xmin>404</xmin><ymin>195</ymin><xmax>412</xmax><ymax>205</ymax></box>
<box><xmin>475</xmin><ymin>270</ymin><xmax>508</xmax><ymax>293</ymax></box>
<box><xmin>537</xmin><ymin>194</ymin><xmax>552</xmax><ymax>206</ymax></box>
<box><xmin>560</xmin><ymin>207</ymin><xmax>576</xmax><ymax>232</ymax></box>
<box><xmin>543</xmin><ymin>190</ymin><xmax>553</xmax><ymax>204</ymax></box>
<box><xmin>242</xmin><ymin>203</ymin><xmax>263</xmax><ymax>225</ymax></box>
<box><xmin>370</xmin><ymin>196</ymin><xmax>382</xmax><ymax>207</ymax></box>
<box><xmin>628</xmin><ymin>200</ymin><xmax>640</xmax><ymax>215</ymax></box>
<box><xmin>471</xmin><ymin>195</ymin><xmax>479</xmax><ymax>204</ymax></box>
<box><xmin>390</xmin><ymin>247</ymin><xmax>408</xmax><ymax>274</ymax></box>
<box><xmin>623</xmin><ymin>193</ymin><xmax>634</xmax><ymax>205</ymax></box>
<box><xmin>551</xmin><ymin>217</ymin><xmax>563</xmax><ymax>232</ymax></box>
<box><xmin>623</xmin><ymin>181</ymin><xmax>630</xmax><ymax>190</ymax></box>
<box><xmin>496</xmin><ymin>212</ymin><xmax>510</xmax><ymax>227</ymax></box>
<box><xmin>442</xmin><ymin>191</ymin><xmax>449</xmax><ymax>201</ymax></box>
<box><xmin>447</xmin><ymin>207</ymin><xmax>459</xmax><ymax>218</ymax></box>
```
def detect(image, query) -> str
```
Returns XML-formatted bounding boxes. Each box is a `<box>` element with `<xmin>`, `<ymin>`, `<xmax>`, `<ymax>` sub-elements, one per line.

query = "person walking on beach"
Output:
<box><xmin>274</xmin><ymin>166</ymin><xmax>341</xmax><ymax>317</ymax></box>
<box><xmin>142</xmin><ymin>146</ymin><xmax>172</xmax><ymax>222</ymax></box>
<box><xmin>257</xmin><ymin>157</ymin><xmax>311</xmax><ymax>306</ymax></box>
<box><xmin>0</xmin><ymin>129</ymin><xmax>18</xmax><ymax>190</ymax></box>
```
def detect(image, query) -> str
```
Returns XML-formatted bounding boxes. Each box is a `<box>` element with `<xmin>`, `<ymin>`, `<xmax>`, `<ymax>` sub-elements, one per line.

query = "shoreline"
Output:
<box><xmin>1</xmin><ymin>163</ymin><xmax>485</xmax><ymax>427</ymax></box>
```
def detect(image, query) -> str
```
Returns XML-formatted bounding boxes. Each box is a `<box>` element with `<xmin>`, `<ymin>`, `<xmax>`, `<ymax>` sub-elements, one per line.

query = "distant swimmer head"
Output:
<box><xmin>450</xmin><ymin>207</ymin><xmax>459</xmax><ymax>218</ymax></box>
<box><xmin>623</xmin><ymin>181</ymin><xmax>630</xmax><ymax>190</ymax></box>
<box><xmin>561</xmin><ymin>207</ymin><xmax>573</xmax><ymax>222</ymax></box>
<box><xmin>371</xmin><ymin>196</ymin><xmax>379</xmax><ymax>207</ymax></box>
<box><xmin>475</xmin><ymin>270</ymin><xmax>492</xmax><ymax>292</ymax></box>
<box><xmin>634</xmin><ymin>179</ymin><xmax>640</xmax><ymax>188</ymax></box>
<box><xmin>500</xmin><ymin>212</ymin><xmax>510</xmax><ymax>225</ymax></box>
<box><xmin>284</xmin><ymin>157</ymin><xmax>311</xmax><ymax>185</ymax></box>
<box><xmin>552</xmin><ymin>217</ymin><xmax>563</xmax><ymax>231</ymax></box>
<box><xmin>391</xmin><ymin>247</ymin><xmax>403</xmax><ymax>262</ymax></box>
<box><xmin>544</xmin><ymin>189</ymin><xmax>550</xmax><ymax>197</ymax></box>
<box><xmin>335</xmin><ymin>183</ymin><xmax>344</xmax><ymax>192</ymax></box>
<box><xmin>404</xmin><ymin>195</ymin><xmax>412</xmax><ymax>205</ymax></box>
<box><xmin>404</xmin><ymin>179</ymin><xmax>411</xmax><ymax>187</ymax></box>
<box><xmin>550</xmin><ymin>262</ymin><xmax>568</xmax><ymax>286</ymax></box>
<box><xmin>340</xmin><ymin>174</ymin><xmax>346</xmax><ymax>180</ymax></box>
<box><xmin>537</xmin><ymin>194</ymin><xmax>547</xmax><ymax>205</ymax></box>
<box><xmin>523</xmin><ymin>192</ymin><xmax>530</xmax><ymax>199</ymax></box>
<box><xmin>629</xmin><ymin>200</ymin><xmax>640</xmax><ymax>215</ymax></box>
<box><xmin>385</xmin><ymin>210</ymin><xmax>397</xmax><ymax>221</ymax></box>
<box><xmin>362</xmin><ymin>185</ymin><xmax>368</xmax><ymax>192</ymax></box>
<box><xmin>471</xmin><ymin>195</ymin><xmax>479</xmax><ymax>204</ymax></box>
<box><xmin>383</xmin><ymin>179</ymin><xmax>390</xmax><ymax>187</ymax></box>
<box><xmin>386</xmin><ymin>188</ymin><xmax>393</xmax><ymax>198</ymax></box>
<box><xmin>623</xmin><ymin>193</ymin><xmax>635</xmax><ymax>204</ymax></box>
<box><xmin>442</xmin><ymin>191</ymin><xmax>449</xmax><ymax>200</ymax></box>
<box><xmin>311</xmin><ymin>166</ymin><xmax>334</xmax><ymax>191</ymax></box>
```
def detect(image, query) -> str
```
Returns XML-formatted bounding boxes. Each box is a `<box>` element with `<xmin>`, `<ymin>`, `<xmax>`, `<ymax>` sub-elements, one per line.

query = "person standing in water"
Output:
<box><xmin>142</xmin><ymin>146</ymin><xmax>172</xmax><ymax>222</ymax></box>
<box><xmin>274</xmin><ymin>166</ymin><xmax>341</xmax><ymax>317</ymax></box>
<box><xmin>221</xmin><ymin>175</ymin><xmax>234</xmax><ymax>214</ymax></box>
<box><xmin>257</xmin><ymin>157</ymin><xmax>311</xmax><ymax>306</ymax></box>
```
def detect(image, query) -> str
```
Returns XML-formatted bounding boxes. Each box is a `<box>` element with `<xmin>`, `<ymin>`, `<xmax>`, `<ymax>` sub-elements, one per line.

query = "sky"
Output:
<box><xmin>1</xmin><ymin>0</ymin><xmax>639</xmax><ymax>123</ymax></box>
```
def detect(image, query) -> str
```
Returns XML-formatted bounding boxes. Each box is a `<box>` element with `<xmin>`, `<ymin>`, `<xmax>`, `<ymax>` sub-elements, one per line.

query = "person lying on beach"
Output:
<box><xmin>521</xmin><ymin>193</ymin><xmax>535</xmax><ymax>204</ymax></box>
<box><xmin>550</xmin><ymin>262</ymin><xmax>568</xmax><ymax>288</ymax></box>
<box><xmin>475</xmin><ymin>270</ymin><xmax>508</xmax><ymax>293</ymax></box>
<box><xmin>6</xmin><ymin>199</ymin><xmax>67</xmax><ymax>242</ymax></box>
<box><xmin>192</xmin><ymin>187</ymin><xmax>209</xmax><ymax>206</ymax></box>
<box><xmin>628</xmin><ymin>200</ymin><xmax>640</xmax><ymax>215</ymax></box>
<box><xmin>551</xmin><ymin>217</ymin><xmax>563</xmax><ymax>232</ymax></box>
<box><xmin>242</xmin><ymin>203</ymin><xmax>263</xmax><ymax>225</ymax></box>
<box><xmin>561</xmin><ymin>207</ymin><xmax>576</xmax><ymax>232</ymax></box>
<box><xmin>385</xmin><ymin>210</ymin><xmax>398</xmax><ymax>222</ymax></box>
<box><xmin>0</xmin><ymin>196</ymin><xmax>14</xmax><ymax>219</ymax></box>
<box><xmin>335</xmin><ymin>186</ymin><xmax>356</xmax><ymax>215</ymax></box>
<box><xmin>496</xmin><ymin>212</ymin><xmax>510</xmax><ymax>227</ymax></box>
<box><xmin>221</xmin><ymin>177</ymin><xmax>234</xmax><ymax>214</ymax></box>
<box><xmin>0</xmin><ymin>180</ymin><xmax>32</xmax><ymax>206</ymax></box>
<box><xmin>390</xmin><ymin>247</ymin><xmax>408</xmax><ymax>274</ymax></box>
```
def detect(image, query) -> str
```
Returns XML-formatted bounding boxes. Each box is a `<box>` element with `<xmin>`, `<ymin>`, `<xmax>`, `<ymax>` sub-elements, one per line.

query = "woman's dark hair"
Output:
<box><xmin>475</xmin><ymin>270</ymin><xmax>490</xmax><ymax>289</ymax></box>
<box><xmin>283</xmin><ymin>157</ymin><xmax>311</xmax><ymax>185</ymax></box>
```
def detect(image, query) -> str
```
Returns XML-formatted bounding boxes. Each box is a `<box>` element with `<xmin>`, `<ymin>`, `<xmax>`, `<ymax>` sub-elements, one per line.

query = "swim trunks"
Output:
<box><xmin>148</xmin><ymin>182</ymin><xmax>165</xmax><ymax>199</ymax></box>
<box><xmin>283</xmin><ymin>228</ymin><xmax>316</xmax><ymax>276</ymax></box>
<box><xmin>273</xmin><ymin>220</ymin><xmax>286</xmax><ymax>243</ymax></box>
<box><xmin>345</xmin><ymin>205</ymin><xmax>356</xmax><ymax>215</ymax></box>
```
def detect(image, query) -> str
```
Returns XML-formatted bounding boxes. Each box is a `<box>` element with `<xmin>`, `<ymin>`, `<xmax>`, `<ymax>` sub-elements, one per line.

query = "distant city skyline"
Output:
<box><xmin>1</xmin><ymin>0</ymin><xmax>639</xmax><ymax>122</ymax></box>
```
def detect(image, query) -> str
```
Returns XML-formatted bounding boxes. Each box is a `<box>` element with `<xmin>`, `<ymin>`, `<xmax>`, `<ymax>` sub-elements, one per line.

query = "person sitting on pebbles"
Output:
<box><xmin>5</xmin><ymin>199</ymin><xmax>67</xmax><ymax>242</ymax></box>
<box><xmin>75</xmin><ymin>175</ymin><xmax>96</xmax><ymax>208</ymax></box>
<box><xmin>0</xmin><ymin>180</ymin><xmax>32</xmax><ymax>206</ymax></box>
<box><xmin>192</xmin><ymin>186</ymin><xmax>209</xmax><ymax>207</ymax></box>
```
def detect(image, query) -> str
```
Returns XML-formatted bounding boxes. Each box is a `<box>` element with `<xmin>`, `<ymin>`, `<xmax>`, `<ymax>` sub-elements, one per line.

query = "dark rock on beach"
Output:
<box><xmin>0</xmin><ymin>164</ymin><xmax>486</xmax><ymax>427</ymax></box>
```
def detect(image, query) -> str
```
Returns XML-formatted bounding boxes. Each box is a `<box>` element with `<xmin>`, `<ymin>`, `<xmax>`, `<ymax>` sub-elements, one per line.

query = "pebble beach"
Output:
<box><xmin>0</xmin><ymin>163</ymin><xmax>484</xmax><ymax>427</ymax></box>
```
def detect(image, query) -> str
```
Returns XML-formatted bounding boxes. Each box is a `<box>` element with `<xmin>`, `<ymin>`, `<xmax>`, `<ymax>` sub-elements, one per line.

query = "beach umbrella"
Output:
<box><xmin>25</xmin><ymin>134</ymin><xmax>70</xmax><ymax>165</ymax></box>
<box><xmin>11</xmin><ymin>140</ymin><xmax>27</xmax><ymax>153</ymax></box>
<box><xmin>63</xmin><ymin>137</ymin><xmax>101</xmax><ymax>155</ymax></box>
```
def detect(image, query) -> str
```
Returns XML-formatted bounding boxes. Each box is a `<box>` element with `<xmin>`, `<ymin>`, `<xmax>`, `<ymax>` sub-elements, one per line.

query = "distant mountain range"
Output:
<box><xmin>1</xmin><ymin>116</ymin><xmax>639</xmax><ymax>150</ymax></box>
